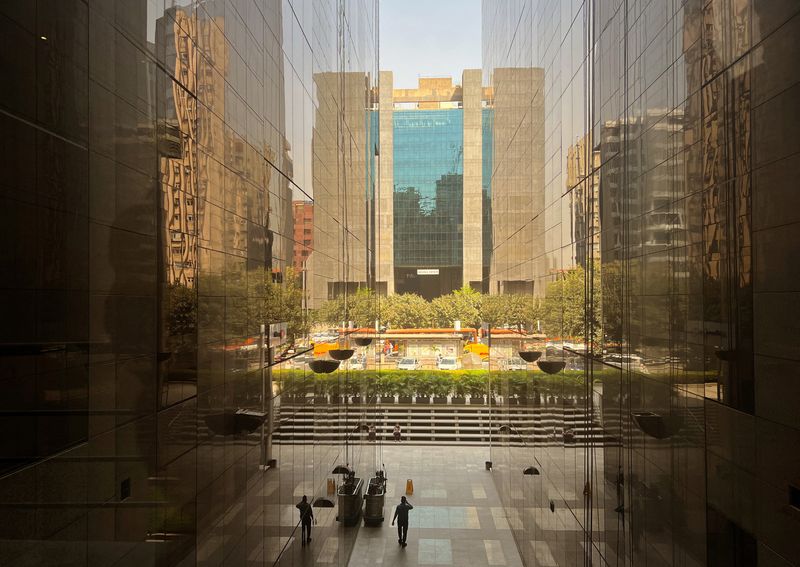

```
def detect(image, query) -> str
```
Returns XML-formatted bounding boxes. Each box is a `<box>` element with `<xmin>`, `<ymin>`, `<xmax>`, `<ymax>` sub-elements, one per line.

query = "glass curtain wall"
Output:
<box><xmin>0</xmin><ymin>0</ymin><xmax>378</xmax><ymax>566</ymax></box>
<box><xmin>484</xmin><ymin>0</ymin><xmax>800</xmax><ymax>566</ymax></box>
<box><xmin>393</xmin><ymin>109</ymin><xmax>464</xmax><ymax>297</ymax></box>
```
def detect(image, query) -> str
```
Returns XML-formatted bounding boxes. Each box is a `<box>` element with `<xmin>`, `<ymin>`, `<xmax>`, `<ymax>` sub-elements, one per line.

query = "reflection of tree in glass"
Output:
<box><xmin>481</xmin><ymin>294</ymin><xmax>541</xmax><ymax>332</ymax></box>
<box><xmin>541</xmin><ymin>264</ymin><xmax>607</xmax><ymax>344</ymax></box>
<box><xmin>167</xmin><ymin>283</ymin><xmax>197</xmax><ymax>336</ymax></box>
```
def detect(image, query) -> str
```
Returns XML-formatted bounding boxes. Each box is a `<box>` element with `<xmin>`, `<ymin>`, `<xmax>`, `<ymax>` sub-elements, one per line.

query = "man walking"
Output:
<box><xmin>391</xmin><ymin>496</ymin><xmax>414</xmax><ymax>547</ymax></box>
<box><xmin>296</xmin><ymin>495</ymin><xmax>314</xmax><ymax>546</ymax></box>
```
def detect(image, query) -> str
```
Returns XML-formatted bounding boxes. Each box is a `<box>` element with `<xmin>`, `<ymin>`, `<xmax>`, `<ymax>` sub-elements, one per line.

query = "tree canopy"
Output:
<box><xmin>430</xmin><ymin>286</ymin><xmax>483</xmax><ymax>329</ymax></box>
<box><xmin>380</xmin><ymin>293</ymin><xmax>432</xmax><ymax>328</ymax></box>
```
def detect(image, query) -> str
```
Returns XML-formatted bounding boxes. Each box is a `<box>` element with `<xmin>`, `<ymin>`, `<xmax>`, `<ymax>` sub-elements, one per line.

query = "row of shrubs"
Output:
<box><xmin>274</xmin><ymin>368</ymin><xmax>716</xmax><ymax>400</ymax></box>
<box><xmin>276</xmin><ymin>369</ymin><xmax>595</xmax><ymax>399</ymax></box>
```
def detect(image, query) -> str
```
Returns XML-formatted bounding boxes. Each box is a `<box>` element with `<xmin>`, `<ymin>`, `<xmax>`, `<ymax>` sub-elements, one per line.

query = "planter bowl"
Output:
<box><xmin>518</xmin><ymin>351</ymin><xmax>542</xmax><ymax>363</ymax></box>
<box><xmin>329</xmin><ymin>349</ymin><xmax>355</xmax><ymax>361</ymax></box>
<box><xmin>309</xmin><ymin>360</ymin><xmax>340</xmax><ymax>374</ymax></box>
<box><xmin>537</xmin><ymin>360</ymin><xmax>566</xmax><ymax>374</ymax></box>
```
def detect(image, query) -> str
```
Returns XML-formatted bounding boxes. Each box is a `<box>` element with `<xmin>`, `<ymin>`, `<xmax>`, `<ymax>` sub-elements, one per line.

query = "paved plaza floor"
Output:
<box><xmin>345</xmin><ymin>445</ymin><xmax>523</xmax><ymax>567</ymax></box>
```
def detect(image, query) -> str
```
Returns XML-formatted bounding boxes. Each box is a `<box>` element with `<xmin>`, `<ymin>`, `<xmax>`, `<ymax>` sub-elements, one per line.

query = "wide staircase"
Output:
<box><xmin>272</xmin><ymin>399</ymin><xmax>618</xmax><ymax>446</ymax></box>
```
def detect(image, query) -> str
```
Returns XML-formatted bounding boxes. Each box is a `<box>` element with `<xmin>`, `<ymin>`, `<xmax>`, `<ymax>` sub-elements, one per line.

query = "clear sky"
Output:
<box><xmin>380</xmin><ymin>0</ymin><xmax>481</xmax><ymax>89</ymax></box>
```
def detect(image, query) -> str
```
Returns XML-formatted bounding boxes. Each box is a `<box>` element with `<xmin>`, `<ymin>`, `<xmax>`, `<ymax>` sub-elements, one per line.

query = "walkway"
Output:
<box><xmin>347</xmin><ymin>445</ymin><xmax>523</xmax><ymax>567</ymax></box>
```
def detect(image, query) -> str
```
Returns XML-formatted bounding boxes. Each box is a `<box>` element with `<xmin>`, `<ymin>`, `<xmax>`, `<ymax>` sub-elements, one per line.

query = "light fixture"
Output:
<box><xmin>518</xmin><ymin>351</ymin><xmax>542</xmax><ymax>362</ymax></box>
<box><xmin>354</xmin><ymin>337</ymin><xmax>372</xmax><ymax>346</ymax></box>
<box><xmin>537</xmin><ymin>360</ymin><xmax>566</xmax><ymax>374</ymax></box>
<box><xmin>329</xmin><ymin>348</ymin><xmax>354</xmax><ymax>361</ymax></box>
<box><xmin>332</xmin><ymin>464</ymin><xmax>352</xmax><ymax>475</ymax></box>
<box><xmin>631</xmin><ymin>411</ymin><xmax>673</xmax><ymax>439</ymax></box>
<box><xmin>309</xmin><ymin>359</ymin><xmax>340</xmax><ymax>373</ymax></box>
<box><xmin>313</xmin><ymin>498</ymin><xmax>335</xmax><ymax>508</ymax></box>
<box><xmin>40</xmin><ymin>35</ymin><xmax>47</xmax><ymax>40</ymax></box>
<box><xmin>523</xmin><ymin>466</ymin><xmax>540</xmax><ymax>475</ymax></box>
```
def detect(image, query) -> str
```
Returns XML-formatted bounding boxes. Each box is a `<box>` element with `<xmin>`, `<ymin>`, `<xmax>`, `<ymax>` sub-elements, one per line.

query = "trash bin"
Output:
<box><xmin>336</xmin><ymin>477</ymin><xmax>363</xmax><ymax>526</ymax></box>
<box><xmin>363</xmin><ymin>471</ymin><xmax>386</xmax><ymax>526</ymax></box>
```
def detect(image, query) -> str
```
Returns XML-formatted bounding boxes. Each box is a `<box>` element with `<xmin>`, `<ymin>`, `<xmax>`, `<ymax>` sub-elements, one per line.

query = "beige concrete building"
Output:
<box><xmin>308</xmin><ymin>71</ymin><xmax>378</xmax><ymax>307</ymax></box>
<box><xmin>487</xmin><ymin>67</ymin><xmax>546</xmax><ymax>295</ymax></box>
<box><xmin>378</xmin><ymin>72</ymin><xmax>489</xmax><ymax>299</ymax></box>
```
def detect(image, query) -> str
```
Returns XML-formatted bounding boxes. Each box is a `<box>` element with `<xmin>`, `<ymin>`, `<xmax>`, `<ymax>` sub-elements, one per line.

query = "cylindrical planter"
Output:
<box><xmin>452</xmin><ymin>397</ymin><xmax>466</xmax><ymax>405</ymax></box>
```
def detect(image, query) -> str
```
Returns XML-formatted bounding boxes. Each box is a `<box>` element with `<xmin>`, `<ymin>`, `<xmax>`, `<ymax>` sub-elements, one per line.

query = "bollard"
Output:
<box><xmin>405</xmin><ymin>478</ymin><xmax>414</xmax><ymax>495</ymax></box>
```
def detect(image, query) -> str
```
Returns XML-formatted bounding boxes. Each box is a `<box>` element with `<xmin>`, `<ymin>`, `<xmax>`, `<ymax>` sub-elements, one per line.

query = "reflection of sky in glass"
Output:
<box><xmin>393</xmin><ymin>109</ymin><xmax>463</xmax><ymax>213</ymax></box>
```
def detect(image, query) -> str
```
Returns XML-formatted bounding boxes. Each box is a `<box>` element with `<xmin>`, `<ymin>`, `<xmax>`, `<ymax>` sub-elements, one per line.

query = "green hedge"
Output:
<box><xmin>272</xmin><ymin>367</ymin><xmax>715</xmax><ymax>399</ymax></box>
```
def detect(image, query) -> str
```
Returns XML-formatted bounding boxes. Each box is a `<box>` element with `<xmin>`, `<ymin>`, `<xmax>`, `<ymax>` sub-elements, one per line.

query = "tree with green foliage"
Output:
<box><xmin>431</xmin><ymin>286</ymin><xmax>483</xmax><ymax>330</ymax></box>
<box><xmin>313</xmin><ymin>287</ymin><xmax>378</xmax><ymax>328</ymax></box>
<box><xmin>347</xmin><ymin>287</ymin><xmax>379</xmax><ymax>328</ymax></box>
<box><xmin>540</xmin><ymin>265</ymin><xmax>602</xmax><ymax>342</ymax></box>
<box><xmin>541</xmin><ymin>267</ymin><xmax>587</xmax><ymax>339</ymax></box>
<box><xmin>166</xmin><ymin>283</ymin><xmax>197</xmax><ymax>336</ymax></box>
<box><xmin>480</xmin><ymin>293</ymin><xmax>542</xmax><ymax>331</ymax></box>
<box><xmin>250</xmin><ymin>267</ymin><xmax>308</xmax><ymax>341</ymax></box>
<box><xmin>314</xmin><ymin>295</ymin><xmax>345</xmax><ymax>327</ymax></box>
<box><xmin>380</xmin><ymin>293</ymin><xmax>432</xmax><ymax>328</ymax></box>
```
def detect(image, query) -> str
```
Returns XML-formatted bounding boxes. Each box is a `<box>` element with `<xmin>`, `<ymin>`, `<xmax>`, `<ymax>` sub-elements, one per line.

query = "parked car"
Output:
<box><xmin>397</xmin><ymin>357</ymin><xmax>421</xmax><ymax>370</ymax></box>
<box><xmin>437</xmin><ymin>357</ymin><xmax>460</xmax><ymax>370</ymax></box>
<box><xmin>502</xmin><ymin>356</ymin><xmax>528</xmax><ymax>371</ymax></box>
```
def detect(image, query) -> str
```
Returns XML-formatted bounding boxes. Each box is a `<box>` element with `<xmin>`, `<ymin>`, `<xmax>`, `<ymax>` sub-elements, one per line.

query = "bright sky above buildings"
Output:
<box><xmin>380</xmin><ymin>0</ymin><xmax>481</xmax><ymax>89</ymax></box>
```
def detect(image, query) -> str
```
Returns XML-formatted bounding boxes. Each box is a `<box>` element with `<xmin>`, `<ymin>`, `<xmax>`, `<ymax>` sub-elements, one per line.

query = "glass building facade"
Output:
<box><xmin>0</xmin><ymin>0</ymin><xmax>378</xmax><ymax>565</ymax></box>
<box><xmin>377</xmin><ymin>73</ymin><xmax>487</xmax><ymax>299</ymax></box>
<box><xmin>393</xmin><ymin>109</ymin><xmax>464</xmax><ymax>295</ymax></box>
<box><xmin>484</xmin><ymin>1</ymin><xmax>800</xmax><ymax>566</ymax></box>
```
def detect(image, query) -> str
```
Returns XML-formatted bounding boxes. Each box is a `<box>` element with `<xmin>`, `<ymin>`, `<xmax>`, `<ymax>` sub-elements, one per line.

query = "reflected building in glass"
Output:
<box><xmin>483</xmin><ymin>0</ymin><xmax>800</xmax><ymax>566</ymax></box>
<box><xmin>307</xmin><ymin>70</ymin><xmax>379</xmax><ymax>307</ymax></box>
<box><xmin>0</xmin><ymin>0</ymin><xmax>378</xmax><ymax>565</ymax></box>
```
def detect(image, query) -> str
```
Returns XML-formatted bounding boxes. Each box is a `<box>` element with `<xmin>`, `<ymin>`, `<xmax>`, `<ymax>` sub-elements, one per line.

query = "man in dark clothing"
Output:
<box><xmin>391</xmin><ymin>496</ymin><xmax>413</xmax><ymax>547</ymax></box>
<box><xmin>296</xmin><ymin>495</ymin><xmax>314</xmax><ymax>545</ymax></box>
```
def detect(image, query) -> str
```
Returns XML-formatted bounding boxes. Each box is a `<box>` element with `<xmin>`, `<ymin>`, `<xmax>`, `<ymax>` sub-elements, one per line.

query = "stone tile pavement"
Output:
<box><xmin>346</xmin><ymin>446</ymin><xmax>523</xmax><ymax>567</ymax></box>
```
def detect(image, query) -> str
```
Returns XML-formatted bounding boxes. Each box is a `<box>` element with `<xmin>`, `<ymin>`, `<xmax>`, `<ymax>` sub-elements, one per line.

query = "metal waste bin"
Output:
<box><xmin>363</xmin><ymin>472</ymin><xmax>386</xmax><ymax>525</ymax></box>
<box><xmin>336</xmin><ymin>477</ymin><xmax>363</xmax><ymax>526</ymax></box>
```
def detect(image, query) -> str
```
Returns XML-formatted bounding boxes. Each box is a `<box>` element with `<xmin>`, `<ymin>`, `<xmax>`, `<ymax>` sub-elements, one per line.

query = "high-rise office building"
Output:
<box><xmin>377</xmin><ymin>73</ymin><xmax>488</xmax><ymax>299</ymax></box>
<box><xmin>2</xmin><ymin>1</ymin><xmax>799</xmax><ymax>566</ymax></box>
<box><xmin>483</xmin><ymin>1</ymin><xmax>800</xmax><ymax>566</ymax></box>
<box><xmin>306</xmin><ymin>70</ymin><xmax>379</xmax><ymax>307</ymax></box>
<box><xmin>0</xmin><ymin>1</ymin><xmax>378</xmax><ymax>565</ymax></box>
